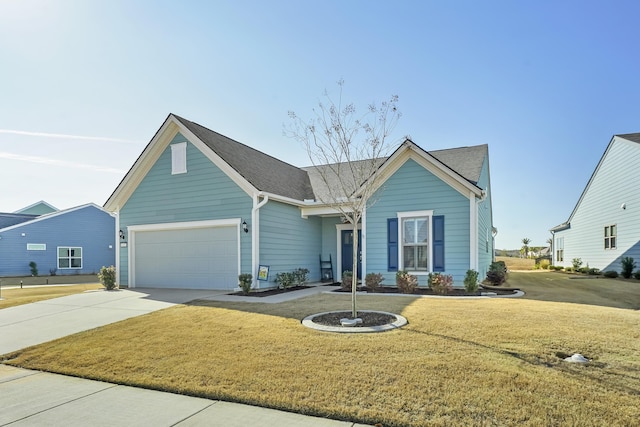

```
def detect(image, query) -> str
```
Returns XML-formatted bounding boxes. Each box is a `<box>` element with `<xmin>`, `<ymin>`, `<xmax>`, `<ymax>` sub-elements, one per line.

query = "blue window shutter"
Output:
<box><xmin>387</xmin><ymin>218</ymin><xmax>398</xmax><ymax>271</ymax></box>
<box><xmin>433</xmin><ymin>215</ymin><xmax>445</xmax><ymax>272</ymax></box>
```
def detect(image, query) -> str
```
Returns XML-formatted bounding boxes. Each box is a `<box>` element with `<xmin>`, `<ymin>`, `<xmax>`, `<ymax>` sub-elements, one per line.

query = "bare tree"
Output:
<box><xmin>286</xmin><ymin>80</ymin><xmax>401</xmax><ymax>318</ymax></box>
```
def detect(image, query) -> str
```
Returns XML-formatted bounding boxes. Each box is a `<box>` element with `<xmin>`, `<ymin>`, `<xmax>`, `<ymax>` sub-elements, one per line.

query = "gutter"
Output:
<box><xmin>251</xmin><ymin>193</ymin><xmax>269</xmax><ymax>288</ymax></box>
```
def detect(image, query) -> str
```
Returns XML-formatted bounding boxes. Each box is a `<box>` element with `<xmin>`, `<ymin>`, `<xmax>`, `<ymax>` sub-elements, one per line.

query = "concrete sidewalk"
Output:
<box><xmin>0</xmin><ymin>365</ymin><xmax>365</xmax><ymax>427</ymax></box>
<box><xmin>1</xmin><ymin>287</ymin><xmax>369</xmax><ymax>426</ymax></box>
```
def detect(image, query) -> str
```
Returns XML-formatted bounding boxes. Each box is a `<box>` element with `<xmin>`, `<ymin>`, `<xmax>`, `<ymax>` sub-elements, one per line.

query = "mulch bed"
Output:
<box><xmin>311</xmin><ymin>311</ymin><xmax>397</xmax><ymax>327</ymax></box>
<box><xmin>333</xmin><ymin>286</ymin><xmax>517</xmax><ymax>296</ymax></box>
<box><xmin>228</xmin><ymin>285</ymin><xmax>311</xmax><ymax>297</ymax></box>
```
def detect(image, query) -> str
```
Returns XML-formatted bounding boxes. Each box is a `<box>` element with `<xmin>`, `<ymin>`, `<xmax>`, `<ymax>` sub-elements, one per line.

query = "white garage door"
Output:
<box><xmin>133</xmin><ymin>226</ymin><xmax>238</xmax><ymax>289</ymax></box>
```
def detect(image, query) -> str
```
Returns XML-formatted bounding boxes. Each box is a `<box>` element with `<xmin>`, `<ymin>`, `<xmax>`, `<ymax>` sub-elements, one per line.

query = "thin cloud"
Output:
<box><xmin>0</xmin><ymin>151</ymin><xmax>127</xmax><ymax>174</ymax></box>
<box><xmin>0</xmin><ymin>129</ymin><xmax>142</xmax><ymax>144</ymax></box>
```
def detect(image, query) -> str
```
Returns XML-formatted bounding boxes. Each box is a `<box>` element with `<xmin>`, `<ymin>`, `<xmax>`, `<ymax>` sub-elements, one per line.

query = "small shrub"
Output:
<box><xmin>275</xmin><ymin>271</ymin><xmax>294</xmax><ymax>289</ymax></box>
<box><xmin>396</xmin><ymin>271</ymin><xmax>418</xmax><ymax>294</ymax></box>
<box><xmin>539</xmin><ymin>259</ymin><xmax>550</xmax><ymax>270</ymax></box>
<box><xmin>620</xmin><ymin>257</ymin><xmax>636</xmax><ymax>279</ymax></box>
<box><xmin>486</xmin><ymin>261</ymin><xmax>507</xmax><ymax>285</ymax></box>
<box><xmin>579</xmin><ymin>267</ymin><xmax>590</xmax><ymax>274</ymax></box>
<box><xmin>533</xmin><ymin>263</ymin><xmax>541</xmax><ymax>270</ymax></box>
<box><xmin>29</xmin><ymin>261</ymin><xmax>38</xmax><ymax>277</ymax></box>
<box><xmin>564</xmin><ymin>267</ymin><xmax>573</xmax><ymax>273</ymax></box>
<box><xmin>603</xmin><ymin>270</ymin><xmax>619</xmax><ymax>278</ymax></box>
<box><xmin>293</xmin><ymin>268</ymin><xmax>310</xmax><ymax>286</ymax></box>
<box><xmin>365</xmin><ymin>273</ymin><xmax>384</xmax><ymax>292</ymax></box>
<box><xmin>238</xmin><ymin>273</ymin><xmax>253</xmax><ymax>295</ymax></box>
<box><xmin>633</xmin><ymin>270</ymin><xmax>640</xmax><ymax>280</ymax></box>
<box><xmin>572</xmin><ymin>258</ymin><xmax>583</xmax><ymax>270</ymax></box>
<box><xmin>463</xmin><ymin>269</ymin><xmax>479</xmax><ymax>293</ymax></box>
<box><xmin>49</xmin><ymin>268</ymin><xmax>57</xmax><ymax>276</ymax></box>
<box><xmin>428</xmin><ymin>272</ymin><xmax>453</xmax><ymax>295</ymax></box>
<box><xmin>98</xmin><ymin>265</ymin><xmax>117</xmax><ymax>290</ymax></box>
<box><xmin>341</xmin><ymin>270</ymin><xmax>353</xmax><ymax>291</ymax></box>
<box><xmin>588</xmin><ymin>268</ymin><xmax>601</xmax><ymax>275</ymax></box>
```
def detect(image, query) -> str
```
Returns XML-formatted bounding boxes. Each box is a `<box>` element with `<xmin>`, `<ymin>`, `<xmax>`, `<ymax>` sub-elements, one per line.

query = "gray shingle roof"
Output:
<box><xmin>174</xmin><ymin>115</ymin><xmax>487</xmax><ymax>202</ymax></box>
<box><xmin>617</xmin><ymin>133</ymin><xmax>640</xmax><ymax>144</ymax></box>
<box><xmin>174</xmin><ymin>115</ymin><xmax>315</xmax><ymax>201</ymax></box>
<box><xmin>0</xmin><ymin>213</ymin><xmax>39</xmax><ymax>230</ymax></box>
<box><xmin>429</xmin><ymin>144</ymin><xmax>487</xmax><ymax>185</ymax></box>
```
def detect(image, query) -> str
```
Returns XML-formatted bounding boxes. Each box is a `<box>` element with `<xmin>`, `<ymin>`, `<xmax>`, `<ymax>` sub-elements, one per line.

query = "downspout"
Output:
<box><xmin>251</xmin><ymin>193</ymin><xmax>269</xmax><ymax>288</ymax></box>
<box><xmin>114</xmin><ymin>208</ymin><xmax>120</xmax><ymax>287</ymax></box>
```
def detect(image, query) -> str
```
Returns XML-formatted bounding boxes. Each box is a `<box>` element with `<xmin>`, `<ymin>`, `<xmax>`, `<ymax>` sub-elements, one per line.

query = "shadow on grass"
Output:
<box><xmin>189</xmin><ymin>292</ymin><xmax>422</xmax><ymax>322</ymax></box>
<box><xmin>506</xmin><ymin>271</ymin><xmax>640</xmax><ymax>310</ymax></box>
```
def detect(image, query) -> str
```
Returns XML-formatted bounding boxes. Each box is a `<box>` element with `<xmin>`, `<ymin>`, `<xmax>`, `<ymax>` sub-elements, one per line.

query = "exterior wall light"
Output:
<box><xmin>119</xmin><ymin>229</ymin><xmax>125</xmax><ymax>239</ymax></box>
<box><xmin>242</xmin><ymin>220</ymin><xmax>248</xmax><ymax>233</ymax></box>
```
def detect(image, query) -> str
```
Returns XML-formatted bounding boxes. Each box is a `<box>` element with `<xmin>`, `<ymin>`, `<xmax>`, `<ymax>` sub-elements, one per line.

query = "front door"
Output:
<box><xmin>341</xmin><ymin>229</ymin><xmax>362</xmax><ymax>279</ymax></box>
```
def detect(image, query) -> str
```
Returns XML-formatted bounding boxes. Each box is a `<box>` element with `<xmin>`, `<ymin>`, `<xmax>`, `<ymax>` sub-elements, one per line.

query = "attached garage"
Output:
<box><xmin>129</xmin><ymin>220</ymin><xmax>240</xmax><ymax>289</ymax></box>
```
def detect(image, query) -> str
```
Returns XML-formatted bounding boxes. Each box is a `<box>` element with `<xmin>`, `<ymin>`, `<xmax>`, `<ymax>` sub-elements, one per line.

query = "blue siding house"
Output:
<box><xmin>551</xmin><ymin>133</ymin><xmax>640</xmax><ymax>272</ymax></box>
<box><xmin>105</xmin><ymin>114</ymin><xmax>494</xmax><ymax>290</ymax></box>
<box><xmin>0</xmin><ymin>204</ymin><xmax>116</xmax><ymax>277</ymax></box>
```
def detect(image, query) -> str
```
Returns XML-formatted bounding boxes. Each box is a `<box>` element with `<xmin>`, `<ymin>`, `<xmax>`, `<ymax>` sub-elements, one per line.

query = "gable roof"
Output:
<box><xmin>551</xmin><ymin>132</ymin><xmax>640</xmax><ymax>231</ymax></box>
<box><xmin>13</xmin><ymin>200</ymin><xmax>58</xmax><ymax>215</ymax></box>
<box><xmin>173</xmin><ymin>116</ymin><xmax>315</xmax><ymax>201</ymax></box>
<box><xmin>0</xmin><ymin>203</ymin><xmax>112</xmax><ymax>233</ymax></box>
<box><xmin>106</xmin><ymin>114</ymin><xmax>488</xmax><ymax>210</ymax></box>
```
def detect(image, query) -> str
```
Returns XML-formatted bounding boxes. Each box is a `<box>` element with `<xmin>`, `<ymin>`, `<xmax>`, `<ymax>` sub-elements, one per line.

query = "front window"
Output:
<box><xmin>58</xmin><ymin>247</ymin><xmax>82</xmax><ymax>269</ymax></box>
<box><xmin>604</xmin><ymin>225</ymin><xmax>616</xmax><ymax>250</ymax></box>
<box><xmin>402</xmin><ymin>217</ymin><xmax>429</xmax><ymax>271</ymax></box>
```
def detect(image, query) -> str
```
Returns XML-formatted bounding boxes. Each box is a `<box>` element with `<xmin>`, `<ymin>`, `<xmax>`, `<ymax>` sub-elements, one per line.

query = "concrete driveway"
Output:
<box><xmin>0</xmin><ymin>287</ymin><xmax>368</xmax><ymax>426</ymax></box>
<box><xmin>0</xmin><ymin>288</ymin><xmax>226</xmax><ymax>355</ymax></box>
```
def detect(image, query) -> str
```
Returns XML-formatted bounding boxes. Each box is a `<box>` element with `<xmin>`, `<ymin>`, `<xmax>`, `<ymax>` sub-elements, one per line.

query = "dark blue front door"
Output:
<box><xmin>341</xmin><ymin>229</ymin><xmax>362</xmax><ymax>279</ymax></box>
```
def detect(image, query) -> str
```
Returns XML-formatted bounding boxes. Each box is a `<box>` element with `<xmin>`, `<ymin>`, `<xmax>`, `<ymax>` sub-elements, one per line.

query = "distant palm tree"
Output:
<box><xmin>521</xmin><ymin>238</ymin><xmax>531</xmax><ymax>259</ymax></box>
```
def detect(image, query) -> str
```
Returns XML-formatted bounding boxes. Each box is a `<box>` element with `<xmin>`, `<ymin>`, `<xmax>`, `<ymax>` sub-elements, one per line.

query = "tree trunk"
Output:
<box><xmin>351</xmin><ymin>226</ymin><xmax>359</xmax><ymax>318</ymax></box>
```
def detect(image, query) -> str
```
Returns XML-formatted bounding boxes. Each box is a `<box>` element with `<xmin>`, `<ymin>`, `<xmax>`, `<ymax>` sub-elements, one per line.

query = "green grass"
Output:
<box><xmin>3</xmin><ymin>272</ymin><xmax>640</xmax><ymax>426</ymax></box>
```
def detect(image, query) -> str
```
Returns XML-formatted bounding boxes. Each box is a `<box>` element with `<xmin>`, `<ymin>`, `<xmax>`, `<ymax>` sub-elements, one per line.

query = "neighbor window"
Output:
<box><xmin>401</xmin><ymin>216</ymin><xmax>429</xmax><ymax>271</ymax></box>
<box><xmin>27</xmin><ymin>243</ymin><xmax>46</xmax><ymax>251</ymax></box>
<box><xmin>555</xmin><ymin>237</ymin><xmax>564</xmax><ymax>262</ymax></box>
<box><xmin>171</xmin><ymin>142</ymin><xmax>187</xmax><ymax>174</ymax></box>
<box><xmin>58</xmin><ymin>247</ymin><xmax>82</xmax><ymax>269</ymax></box>
<box><xmin>604</xmin><ymin>225</ymin><xmax>616</xmax><ymax>249</ymax></box>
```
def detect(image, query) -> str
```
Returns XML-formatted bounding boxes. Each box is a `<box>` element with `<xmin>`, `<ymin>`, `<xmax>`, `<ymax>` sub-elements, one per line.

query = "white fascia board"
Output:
<box><xmin>104</xmin><ymin>117</ymin><xmax>181</xmax><ymax>212</ymax></box>
<box><xmin>13</xmin><ymin>200</ymin><xmax>58</xmax><ymax>213</ymax></box>
<box><xmin>370</xmin><ymin>143</ymin><xmax>483</xmax><ymax>200</ymax></box>
<box><xmin>174</xmin><ymin>120</ymin><xmax>259</xmax><ymax>198</ymax></box>
<box><xmin>0</xmin><ymin>203</ymin><xmax>112</xmax><ymax>233</ymax></box>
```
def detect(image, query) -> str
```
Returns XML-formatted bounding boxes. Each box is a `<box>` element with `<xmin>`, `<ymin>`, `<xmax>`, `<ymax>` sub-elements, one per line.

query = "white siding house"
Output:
<box><xmin>550</xmin><ymin>133</ymin><xmax>640</xmax><ymax>272</ymax></box>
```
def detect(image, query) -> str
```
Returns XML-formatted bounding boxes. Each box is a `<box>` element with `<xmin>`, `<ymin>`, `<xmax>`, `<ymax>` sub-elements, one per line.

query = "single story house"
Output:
<box><xmin>104</xmin><ymin>114</ymin><xmax>494</xmax><ymax>290</ymax></box>
<box><xmin>551</xmin><ymin>133</ymin><xmax>640</xmax><ymax>272</ymax></box>
<box><xmin>0</xmin><ymin>203</ymin><xmax>116</xmax><ymax>277</ymax></box>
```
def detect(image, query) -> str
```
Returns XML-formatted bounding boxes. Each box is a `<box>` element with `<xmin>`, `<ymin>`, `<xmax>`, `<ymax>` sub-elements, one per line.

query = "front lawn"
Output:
<box><xmin>3</xmin><ymin>272</ymin><xmax>640</xmax><ymax>426</ymax></box>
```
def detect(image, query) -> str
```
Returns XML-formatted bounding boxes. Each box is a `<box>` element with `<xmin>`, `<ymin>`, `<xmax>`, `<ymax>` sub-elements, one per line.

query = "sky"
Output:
<box><xmin>1</xmin><ymin>0</ymin><xmax>639</xmax><ymax>250</ymax></box>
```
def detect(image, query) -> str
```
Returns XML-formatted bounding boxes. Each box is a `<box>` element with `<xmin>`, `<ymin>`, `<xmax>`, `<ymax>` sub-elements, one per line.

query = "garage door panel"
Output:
<box><xmin>133</xmin><ymin>225</ymin><xmax>238</xmax><ymax>289</ymax></box>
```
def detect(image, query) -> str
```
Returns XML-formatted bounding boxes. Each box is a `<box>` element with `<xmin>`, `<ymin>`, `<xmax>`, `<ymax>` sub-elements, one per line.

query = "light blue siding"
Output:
<box><xmin>554</xmin><ymin>137</ymin><xmax>640</xmax><ymax>271</ymax></box>
<box><xmin>0</xmin><ymin>206</ymin><xmax>115</xmax><ymax>276</ymax></box>
<box><xmin>118</xmin><ymin>133</ymin><xmax>253</xmax><ymax>286</ymax></box>
<box><xmin>258</xmin><ymin>200</ymin><xmax>322</xmax><ymax>286</ymax></box>
<box><xmin>476</xmin><ymin>155</ymin><xmax>493</xmax><ymax>278</ymax></box>
<box><xmin>366</xmin><ymin>159</ymin><xmax>471</xmax><ymax>285</ymax></box>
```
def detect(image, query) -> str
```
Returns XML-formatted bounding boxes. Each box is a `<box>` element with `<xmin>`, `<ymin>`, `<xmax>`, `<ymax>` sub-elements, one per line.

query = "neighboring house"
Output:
<box><xmin>0</xmin><ymin>204</ymin><xmax>116</xmax><ymax>277</ymax></box>
<box><xmin>13</xmin><ymin>200</ymin><xmax>58</xmax><ymax>215</ymax></box>
<box><xmin>104</xmin><ymin>114</ymin><xmax>494</xmax><ymax>290</ymax></box>
<box><xmin>551</xmin><ymin>133</ymin><xmax>640</xmax><ymax>271</ymax></box>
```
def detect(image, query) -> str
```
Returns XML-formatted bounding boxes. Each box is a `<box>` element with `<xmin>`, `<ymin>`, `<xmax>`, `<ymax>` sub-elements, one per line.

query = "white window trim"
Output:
<box><xmin>397</xmin><ymin>210</ymin><xmax>433</xmax><ymax>275</ymax></box>
<box><xmin>27</xmin><ymin>243</ymin><xmax>46</xmax><ymax>251</ymax></box>
<box><xmin>604</xmin><ymin>224</ymin><xmax>617</xmax><ymax>250</ymax></box>
<box><xmin>57</xmin><ymin>246</ymin><xmax>83</xmax><ymax>269</ymax></box>
<box><xmin>171</xmin><ymin>142</ymin><xmax>187</xmax><ymax>175</ymax></box>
